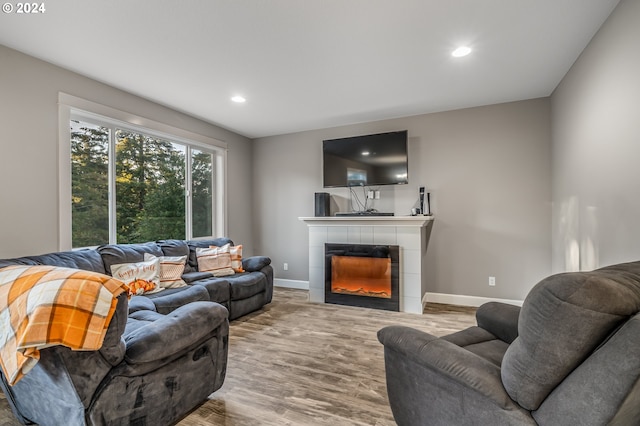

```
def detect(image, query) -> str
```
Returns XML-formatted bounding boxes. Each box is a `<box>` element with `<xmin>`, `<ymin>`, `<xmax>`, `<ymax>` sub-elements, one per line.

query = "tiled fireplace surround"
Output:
<box><xmin>299</xmin><ymin>216</ymin><xmax>434</xmax><ymax>314</ymax></box>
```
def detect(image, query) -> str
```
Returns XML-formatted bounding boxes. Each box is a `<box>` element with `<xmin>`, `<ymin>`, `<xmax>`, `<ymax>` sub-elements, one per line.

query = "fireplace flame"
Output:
<box><xmin>331</xmin><ymin>256</ymin><xmax>391</xmax><ymax>299</ymax></box>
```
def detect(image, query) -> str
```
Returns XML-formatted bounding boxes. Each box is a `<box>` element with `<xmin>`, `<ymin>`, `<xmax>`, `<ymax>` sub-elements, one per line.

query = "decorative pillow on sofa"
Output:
<box><xmin>211</xmin><ymin>244</ymin><xmax>244</xmax><ymax>273</ymax></box>
<box><xmin>111</xmin><ymin>258</ymin><xmax>164</xmax><ymax>296</ymax></box>
<box><xmin>196</xmin><ymin>244</ymin><xmax>235</xmax><ymax>277</ymax></box>
<box><xmin>144</xmin><ymin>253</ymin><xmax>188</xmax><ymax>288</ymax></box>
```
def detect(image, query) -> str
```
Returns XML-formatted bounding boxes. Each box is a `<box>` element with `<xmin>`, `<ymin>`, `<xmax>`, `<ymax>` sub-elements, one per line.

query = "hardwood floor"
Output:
<box><xmin>0</xmin><ymin>288</ymin><xmax>476</xmax><ymax>425</ymax></box>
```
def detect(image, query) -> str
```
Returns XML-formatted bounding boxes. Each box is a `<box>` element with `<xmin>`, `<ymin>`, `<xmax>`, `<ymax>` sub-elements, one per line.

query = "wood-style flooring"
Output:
<box><xmin>0</xmin><ymin>288</ymin><xmax>476</xmax><ymax>425</ymax></box>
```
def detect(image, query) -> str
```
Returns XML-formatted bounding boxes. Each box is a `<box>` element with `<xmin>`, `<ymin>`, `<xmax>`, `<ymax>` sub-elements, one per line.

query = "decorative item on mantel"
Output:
<box><xmin>411</xmin><ymin>187</ymin><xmax>432</xmax><ymax>216</ymax></box>
<box><xmin>298</xmin><ymin>215</ymin><xmax>434</xmax><ymax>314</ymax></box>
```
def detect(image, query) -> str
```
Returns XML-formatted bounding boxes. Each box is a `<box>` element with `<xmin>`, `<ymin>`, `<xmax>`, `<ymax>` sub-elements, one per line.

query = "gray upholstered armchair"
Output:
<box><xmin>378</xmin><ymin>261</ymin><xmax>640</xmax><ymax>425</ymax></box>
<box><xmin>0</xmin><ymin>293</ymin><xmax>229</xmax><ymax>426</ymax></box>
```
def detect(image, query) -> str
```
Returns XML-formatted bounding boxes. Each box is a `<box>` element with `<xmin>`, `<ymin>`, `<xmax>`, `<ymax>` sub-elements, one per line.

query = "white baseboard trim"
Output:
<box><xmin>274</xmin><ymin>279</ymin><xmax>309</xmax><ymax>290</ymax></box>
<box><xmin>423</xmin><ymin>292</ymin><xmax>524</xmax><ymax>308</ymax></box>
<box><xmin>273</xmin><ymin>282</ymin><xmax>522</xmax><ymax>307</ymax></box>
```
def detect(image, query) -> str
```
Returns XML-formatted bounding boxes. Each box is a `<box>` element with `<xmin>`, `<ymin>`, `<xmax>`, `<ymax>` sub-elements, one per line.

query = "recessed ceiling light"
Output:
<box><xmin>362</xmin><ymin>151</ymin><xmax>370</xmax><ymax>156</ymax></box>
<box><xmin>452</xmin><ymin>46</ymin><xmax>472</xmax><ymax>58</ymax></box>
<box><xmin>231</xmin><ymin>95</ymin><xmax>246</xmax><ymax>103</ymax></box>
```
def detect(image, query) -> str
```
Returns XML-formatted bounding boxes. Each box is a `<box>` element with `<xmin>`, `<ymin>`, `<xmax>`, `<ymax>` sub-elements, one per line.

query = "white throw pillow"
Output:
<box><xmin>196</xmin><ymin>244</ymin><xmax>235</xmax><ymax>277</ymax></box>
<box><xmin>111</xmin><ymin>257</ymin><xmax>164</xmax><ymax>296</ymax></box>
<box><xmin>144</xmin><ymin>253</ymin><xmax>188</xmax><ymax>288</ymax></box>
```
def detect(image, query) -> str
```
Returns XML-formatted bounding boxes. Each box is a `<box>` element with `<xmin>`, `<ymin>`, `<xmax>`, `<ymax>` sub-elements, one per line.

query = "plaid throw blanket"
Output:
<box><xmin>0</xmin><ymin>265</ymin><xmax>127</xmax><ymax>385</ymax></box>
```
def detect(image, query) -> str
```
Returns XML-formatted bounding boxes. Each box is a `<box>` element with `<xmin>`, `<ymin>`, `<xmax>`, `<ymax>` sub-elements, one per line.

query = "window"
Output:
<box><xmin>191</xmin><ymin>149</ymin><xmax>214</xmax><ymax>238</ymax></box>
<box><xmin>69</xmin><ymin>114</ymin><xmax>224</xmax><ymax>248</ymax></box>
<box><xmin>70</xmin><ymin>120</ymin><xmax>109</xmax><ymax>247</ymax></box>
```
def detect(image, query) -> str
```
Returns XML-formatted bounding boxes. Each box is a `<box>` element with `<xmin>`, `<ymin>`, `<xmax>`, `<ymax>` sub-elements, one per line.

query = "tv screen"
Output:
<box><xmin>323</xmin><ymin>130</ymin><xmax>408</xmax><ymax>188</ymax></box>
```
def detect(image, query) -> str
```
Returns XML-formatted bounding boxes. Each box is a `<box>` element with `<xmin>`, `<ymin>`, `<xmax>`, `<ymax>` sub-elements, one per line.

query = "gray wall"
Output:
<box><xmin>254</xmin><ymin>98</ymin><xmax>552</xmax><ymax>301</ymax></box>
<box><xmin>9</xmin><ymin>0</ymin><xmax>634</xmax><ymax>299</ymax></box>
<box><xmin>0</xmin><ymin>44</ymin><xmax>255</xmax><ymax>258</ymax></box>
<box><xmin>551</xmin><ymin>0</ymin><xmax>640</xmax><ymax>273</ymax></box>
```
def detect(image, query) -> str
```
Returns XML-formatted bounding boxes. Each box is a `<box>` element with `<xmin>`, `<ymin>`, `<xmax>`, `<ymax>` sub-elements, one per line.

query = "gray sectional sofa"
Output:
<box><xmin>99</xmin><ymin>237</ymin><xmax>274</xmax><ymax>320</ymax></box>
<box><xmin>378</xmin><ymin>260</ymin><xmax>640</xmax><ymax>425</ymax></box>
<box><xmin>0</xmin><ymin>238</ymin><xmax>273</xmax><ymax>425</ymax></box>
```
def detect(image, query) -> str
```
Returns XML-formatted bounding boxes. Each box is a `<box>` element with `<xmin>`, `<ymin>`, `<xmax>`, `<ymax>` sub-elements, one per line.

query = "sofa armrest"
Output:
<box><xmin>242</xmin><ymin>256</ymin><xmax>271</xmax><ymax>272</ymax></box>
<box><xmin>378</xmin><ymin>325</ymin><xmax>535</xmax><ymax>425</ymax></box>
<box><xmin>124</xmin><ymin>301</ymin><xmax>228</xmax><ymax>364</ymax></box>
<box><xmin>476</xmin><ymin>302</ymin><xmax>521</xmax><ymax>344</ymax></box>
<box><xmin>378</xmin><ymin>325</ymin><xmax>516</xmax><ymax>409</ymax></box>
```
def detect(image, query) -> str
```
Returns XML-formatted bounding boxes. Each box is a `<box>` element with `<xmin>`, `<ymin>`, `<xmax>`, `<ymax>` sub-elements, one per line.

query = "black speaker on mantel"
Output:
<box><xmin>315</xmin><ymin>192</ymin><xmax>330</xmax><ymax>217</ymax></box>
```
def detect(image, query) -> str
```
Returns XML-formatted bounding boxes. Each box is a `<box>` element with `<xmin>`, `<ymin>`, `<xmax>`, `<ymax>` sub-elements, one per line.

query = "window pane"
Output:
<box><xmin>192</xmin><ymin>149</ymin><xmax>214</xmax><ymax>238</ymax></box>
<box><xmin>71</xmin><ymin>120</ymin><xmax>109</xmax><ymax>247</ymax></box>
<box><xmin>115</xmin><ymin>129</ymin><xmax>186</xmax><ymax>243</ymax></box>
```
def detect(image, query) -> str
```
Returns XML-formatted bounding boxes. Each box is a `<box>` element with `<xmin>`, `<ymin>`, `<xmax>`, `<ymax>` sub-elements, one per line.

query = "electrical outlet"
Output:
<box><xmin>367</xmin><ymin>190</ymin><xmax>374</xmax><ymax>199</ymax></box>
<box><xmin>489</xmin><ymin>276</ymin><xmax>496</xmax><ymax>286</ymax></box>
<box><xmin>283</xmin><ymin>263</ymin><xmax>289</xmax><ymax>271</ymax></box>
<box><xmin>375</xmin><ymin>190</ymin><xmax>380</xmax><ymax>199</ymax></box>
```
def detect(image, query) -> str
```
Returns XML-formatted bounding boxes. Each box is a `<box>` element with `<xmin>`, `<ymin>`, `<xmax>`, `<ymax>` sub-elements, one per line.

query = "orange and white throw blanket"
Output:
<box><xmin>0</xmin><ymin>265</ymin><xmax>127</xmax><ymax>385</ymax></box>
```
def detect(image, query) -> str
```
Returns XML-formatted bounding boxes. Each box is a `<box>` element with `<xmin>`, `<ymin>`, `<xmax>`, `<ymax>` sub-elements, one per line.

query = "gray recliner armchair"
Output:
<box><xmin>378</xmin><ymin>261</ymin><xmax>640</xmax><ymax>425</ymax></box>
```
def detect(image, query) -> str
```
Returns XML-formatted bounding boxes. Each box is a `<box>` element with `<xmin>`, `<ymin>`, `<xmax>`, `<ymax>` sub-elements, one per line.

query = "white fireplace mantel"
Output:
<box><xmin>299</xmin><ymin>215</ymin><xmax>434</xmax><ymax>314</ymax></box>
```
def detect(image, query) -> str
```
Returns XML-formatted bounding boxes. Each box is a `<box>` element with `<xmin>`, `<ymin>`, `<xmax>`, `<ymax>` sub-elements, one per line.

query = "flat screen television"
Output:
<box><xmin>322</xmin><ymin>130</ymin><xmax>408</xmax><ymax>188</ymax></box>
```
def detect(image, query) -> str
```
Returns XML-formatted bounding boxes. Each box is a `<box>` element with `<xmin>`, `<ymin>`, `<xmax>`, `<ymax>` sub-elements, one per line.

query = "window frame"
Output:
<box><xmin>59</xmin><ymin>93</ymin><xmax>227</xmax><ymax>249</ymax></box>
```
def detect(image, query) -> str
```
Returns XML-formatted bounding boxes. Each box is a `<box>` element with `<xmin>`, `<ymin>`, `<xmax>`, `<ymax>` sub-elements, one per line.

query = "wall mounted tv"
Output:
<box><xmin>323</xmin><ymin>130</ymin><xmax>408</xmax><ymax>188</ymax></box>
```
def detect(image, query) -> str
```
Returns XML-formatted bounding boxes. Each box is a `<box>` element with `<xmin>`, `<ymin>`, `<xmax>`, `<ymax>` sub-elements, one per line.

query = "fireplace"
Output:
<box><xmin>325</xmin><ymin>243</ymin><xmax>400</xmax><ymax>311</ymax></box>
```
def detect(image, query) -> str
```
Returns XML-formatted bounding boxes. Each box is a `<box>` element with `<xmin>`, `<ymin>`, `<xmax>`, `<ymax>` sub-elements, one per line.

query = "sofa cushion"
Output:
<box><xmin>228</xmin><ymin>272</ymin><xmax>266</xmax><ymax>301</ymax></box>
<box><xmin>0</xmin><ymin>250</ymin><xmax>107</xmax><ymax>274</ymax></box>
<box><xmin>442</xmin><ymin>326</ymin><xmax>509</xmax><ymax>368</ymax></box>
<box><xmin>156</xmin><ymin>239</ymin><xmax>191</xmax><ymax>272</ymax></box>
<box><xmin>0</xmin><ymin>258</ymin><xmax>39</xmax><ymax>269</ymax></box>
<box><xmin>124</xmin><ymin>301</ymin><xmax>228</xmax><ymax>364</ymax></box>
<box><xmin>501</xmin><ymin>261</ymin><xmax>640</xmax><ymax>411</ymax></box>
<box><xmin>182</xmin><ymin>271</ymin><xmax>214</xmax><ymax>283</ymax></box>
<box><xmin>125</xmin><ymin>309</ymin><xmax>166</xmax><ymax>335</ymax></box>
<box><xmin>191</xmin><ymin>277</ymin><xmax>231</xmax><ymax>305</ymax></box>
<box><xmin>142</xmin><ymin>285</ymin><xmax>209</xmax><ymax>315</ymax></box>
<box><xmin>98</xmin><ymin>242</ymin><xmax>163</xmax><ymax>275</ymax></box>
<box><xmin>532</xmin><ymin>313</ymin><xmax>640</xmax><ymax>425</ymax></box>
<box><xmin>229</xmin><ymin>292</ymin><xmax>266</xmax><ymax>320</ymax></box>
<box><xmin>156</xmin><ymin>239</ymin><xmax>190</xmax><ymax>257</ymax></box>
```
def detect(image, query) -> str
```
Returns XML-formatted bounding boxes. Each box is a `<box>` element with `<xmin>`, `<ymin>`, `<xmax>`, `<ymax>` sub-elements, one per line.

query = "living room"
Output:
<box><xmin>1</xmin><ymin>0</ymin><xmax>639</xmax><ymax>424</ymax></box>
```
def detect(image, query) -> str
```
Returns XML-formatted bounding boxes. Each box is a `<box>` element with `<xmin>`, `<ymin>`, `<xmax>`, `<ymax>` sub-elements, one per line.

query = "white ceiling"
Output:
<box><xmin>0</xmin><ymin>0</ymin><xmax>620</xmax><ymax>139</ymax></box>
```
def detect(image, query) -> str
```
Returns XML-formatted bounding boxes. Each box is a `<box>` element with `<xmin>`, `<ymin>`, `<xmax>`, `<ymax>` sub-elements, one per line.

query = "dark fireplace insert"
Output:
<box><xmin>325</xmin><ymin>243</ymin><xmax>400</xmax><ymax>311</ymax></box>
